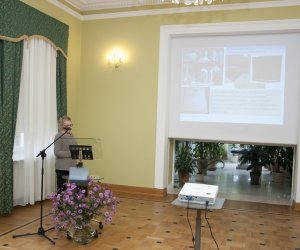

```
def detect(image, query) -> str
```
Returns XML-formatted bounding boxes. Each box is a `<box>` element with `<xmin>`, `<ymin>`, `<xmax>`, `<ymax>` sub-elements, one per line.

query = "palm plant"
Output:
<box><xmin>193</xmin><ymin>142</ymin><xmax>225</xmax><ymax>174</ymax></box>
<box><xmin>238</xmin><ymin>145</ymin><xmax>268</xmax><ymax>185</ymax></box>
<box><xmin>260</xmin><ymin>146</ymin><xmax>293</xmax><ymax>172</ymax></box>
<box><xmin>174</xmin><ymin>141</ymin><xmax>195</xmax><ymax>185</ymax></box>
<box><xmin>239</xmin><ymin>145</ymin><xmax>294</xmax><ymax>184</ymax></box>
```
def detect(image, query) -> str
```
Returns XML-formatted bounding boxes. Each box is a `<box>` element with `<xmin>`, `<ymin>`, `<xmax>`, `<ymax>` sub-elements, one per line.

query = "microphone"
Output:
<box><xmin>64</xmin><ymin>127</ymin><xmax>72</xmax><ymax>131</ymax></box>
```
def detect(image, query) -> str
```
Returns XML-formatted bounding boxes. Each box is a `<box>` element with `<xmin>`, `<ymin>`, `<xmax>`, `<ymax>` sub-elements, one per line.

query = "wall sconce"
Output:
<box><xmin>107</xmin><ymin>50</ymin><xmax>125</xmax><ymax>69</ymax></box>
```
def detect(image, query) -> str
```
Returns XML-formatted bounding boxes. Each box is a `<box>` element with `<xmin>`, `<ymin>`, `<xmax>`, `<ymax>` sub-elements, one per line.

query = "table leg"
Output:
<box><xmin>195</xmin><ymin>209</ymin><xmax>201</xmax><ymax>250</ymax></box>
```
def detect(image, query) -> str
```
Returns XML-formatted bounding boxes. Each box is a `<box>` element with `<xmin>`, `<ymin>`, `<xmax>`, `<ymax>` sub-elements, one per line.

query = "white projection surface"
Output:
<box><xmin>168</xmin><ymin>33</ymin><xmax>300</xmax><ymax>145</ymax></box>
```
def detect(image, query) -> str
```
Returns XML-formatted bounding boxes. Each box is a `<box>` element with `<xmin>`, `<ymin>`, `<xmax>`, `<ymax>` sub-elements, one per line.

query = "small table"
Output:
<box><xmin>172</xmin><ymin>198</ymin><xmax>225</xmax><ymax>250</ymax></box>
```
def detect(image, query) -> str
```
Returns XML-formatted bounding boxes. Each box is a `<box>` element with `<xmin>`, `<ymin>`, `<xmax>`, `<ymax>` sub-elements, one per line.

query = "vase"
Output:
<box><xmin>67</xmin><ymin>224</ymin><xmax>97</xmax><ymax>244</ymax></box>
<box><xmin>178</xmin><ymin>173</ymin><xmax>190</xmax><ymax>186</ymax></box>
<box><xmin>271</xmin><ymin>171</ymin><xmax>284</xmax><ymax>183</ymax></box>
<box><xmin>195</xmin><ymin>173</ymin><xmax>204</xmax><ymax>182</ymax></box>
<box><xmin>250</xmin><ymin>171</ymin><xmax>261</xmax><ymax>185</ymax></box>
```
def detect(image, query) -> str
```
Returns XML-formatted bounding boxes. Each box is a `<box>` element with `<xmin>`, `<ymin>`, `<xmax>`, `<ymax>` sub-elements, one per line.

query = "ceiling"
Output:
<box><xmin>47</xmin><ymin>0</ymin><xmax>300</xmax><ymax>20</ymax></box>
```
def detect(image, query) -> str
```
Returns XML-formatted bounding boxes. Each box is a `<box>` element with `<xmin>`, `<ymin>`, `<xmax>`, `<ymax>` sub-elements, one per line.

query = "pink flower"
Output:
<box><xmin>50</xmin><ymin>179</ymin><xmax>120</xmax><ymax>232</ymax></box>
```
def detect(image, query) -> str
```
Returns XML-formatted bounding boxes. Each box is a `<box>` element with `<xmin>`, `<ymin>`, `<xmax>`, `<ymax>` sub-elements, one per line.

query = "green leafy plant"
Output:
<box><xmin>174</xmin><ymin>141</ymin><xmax>195</xmax><ymax>176</ymax></box>
<box><xmin>264</xmin><ymin>146</ymin><xmax>294</xmax><ymax>174</ymax></box>
<box><xmin>238</xmin><ymin>145</ymin><xmax>267</xmax><ymax>173</ymax></box>
<box><xmin>193</xmin><ymin>142</ymin><xmax>225</xmax><ymax>174</ymax></box>
<box><xmin>238</xmin><ymin>144</ymin><xmax>270</xmax><ymax>185</ymax></box>
<box><xmin>239</xmin><ymin>144</ymin><xmax>294</xmax><ymax>184</ymax></box>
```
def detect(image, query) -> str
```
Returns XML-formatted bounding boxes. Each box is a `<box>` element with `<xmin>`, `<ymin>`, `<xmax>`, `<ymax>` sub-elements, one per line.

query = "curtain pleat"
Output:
<box><xmin>56</xmin><ymin>51</ymin><xmax>67</xmax><ymax>118</ymax></box>
<box><xmin>0</xmin><ymin>40</ymin><xmax>23</xmax><ymax>214</ymax></box>
<box><xmin>13</xmin><ymin>38</ymin><xmax>57</xmax><ymax>205</ymax></box>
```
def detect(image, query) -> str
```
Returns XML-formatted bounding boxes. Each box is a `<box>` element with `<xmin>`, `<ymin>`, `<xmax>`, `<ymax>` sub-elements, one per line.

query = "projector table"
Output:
<box><xmin>172</xmin><ymin>198</ymin><xmax>225</xmax><ymax>250</ymax></box>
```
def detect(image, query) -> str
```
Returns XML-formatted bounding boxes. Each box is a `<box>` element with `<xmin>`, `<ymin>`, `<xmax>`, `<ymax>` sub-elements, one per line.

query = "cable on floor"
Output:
<box><xmin>205</xmin><ymin>201</ymin><xmax>220</xmax><ymax>250</ymax></box>
<box><xmin>186</xmin><ymin>200</ymin><xmax>196</xmax><ymax>249</ymax></box>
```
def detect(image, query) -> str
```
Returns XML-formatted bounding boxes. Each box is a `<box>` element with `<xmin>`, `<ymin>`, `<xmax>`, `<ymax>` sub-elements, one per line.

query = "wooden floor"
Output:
<box><xmin>1</xmin><ymin>193</ymin><xmax>300</xmax><ymax>250</ymax></box>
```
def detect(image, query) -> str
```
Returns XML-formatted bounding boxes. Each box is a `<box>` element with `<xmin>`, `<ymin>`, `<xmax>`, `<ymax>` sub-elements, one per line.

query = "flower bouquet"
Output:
<box><xmin>49</xmin><ymin>177</ymin><xmax>119</xmax><ymax>244</ymax></box>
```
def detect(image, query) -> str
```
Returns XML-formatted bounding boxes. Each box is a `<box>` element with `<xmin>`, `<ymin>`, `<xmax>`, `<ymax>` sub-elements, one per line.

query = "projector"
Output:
<box><xmin>178</xmin><ymin>183</ymin><xmax>218</xmax><ymax>205</ymax></box>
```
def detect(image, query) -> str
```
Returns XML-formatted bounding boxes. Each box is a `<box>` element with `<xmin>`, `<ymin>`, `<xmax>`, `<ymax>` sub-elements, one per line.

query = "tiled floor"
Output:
<box><xmin>168</xmin><ymin>161</ymin><xmax>292</xmax><ymax>206</ymax></box>
<box><xmin>1</xmin><ymin>196</ymin><xmax>300</xmax><ymax>250</ymax></box>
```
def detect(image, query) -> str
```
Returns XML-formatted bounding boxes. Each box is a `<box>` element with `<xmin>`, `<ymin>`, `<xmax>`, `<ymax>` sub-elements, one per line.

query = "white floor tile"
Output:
<box><xmin>169</xmin><ymin>162</ymin><xmax>292</xmax><ymax>205</ymax></box>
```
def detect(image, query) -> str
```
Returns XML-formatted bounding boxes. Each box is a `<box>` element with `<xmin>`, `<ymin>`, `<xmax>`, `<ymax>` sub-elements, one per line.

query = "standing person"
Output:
<box><xmin>54</xmin><ymin>115</ymin><xmax>77</xmax><ymax>190</ymax></box>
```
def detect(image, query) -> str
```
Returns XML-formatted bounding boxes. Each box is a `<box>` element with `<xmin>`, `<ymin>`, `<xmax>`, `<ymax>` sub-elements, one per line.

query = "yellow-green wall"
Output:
<box><xmin>78</xmin><ymin>6</ymin><xmax>300</xmax><ymax>188</ymax></box>
<box><xmin>20</xmin><ymin>1</ymin><xmax>300</xmax><ymax>189</ymax></box>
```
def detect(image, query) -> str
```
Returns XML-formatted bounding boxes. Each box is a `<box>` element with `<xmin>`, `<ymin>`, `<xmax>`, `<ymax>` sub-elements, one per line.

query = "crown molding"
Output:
<box><xmin>47</xmin><ymin>0</ymin><xmax>83</xmax><ymax>20</ymax></box>
<box><xmin>47</xmin><ymin>0</ymin><xmax>300</xmax><ymax>21</ymax></box>
<box><xmin>64</xmin><ymin>0</ymin><xmax>162</xmax><ymax>11</ymax></box>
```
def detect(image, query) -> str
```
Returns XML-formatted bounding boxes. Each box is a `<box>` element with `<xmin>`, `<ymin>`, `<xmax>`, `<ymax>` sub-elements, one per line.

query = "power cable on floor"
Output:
<box><xmin>186</xmin><ymin>200</ymin><xmax>196</xmax><ymax>249</ymax></box>
<box><xmin>205</xmin><ymin>201</ymin><xmax>220</xmax><ymax>250</ymax></box>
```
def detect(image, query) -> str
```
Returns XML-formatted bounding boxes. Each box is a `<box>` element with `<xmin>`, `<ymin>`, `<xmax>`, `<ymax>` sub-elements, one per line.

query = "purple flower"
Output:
<box><xmin>50</xmin><ymin>179</ymin><xmax>119</xmax><ymax>232</ymax></box>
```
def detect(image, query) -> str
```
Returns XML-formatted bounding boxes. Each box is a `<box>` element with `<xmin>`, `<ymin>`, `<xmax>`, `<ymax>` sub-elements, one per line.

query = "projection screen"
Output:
<box><xmin>168</xmin><ymin>33</ymin><xmax>300</xmax><ymax>145</ymax></box>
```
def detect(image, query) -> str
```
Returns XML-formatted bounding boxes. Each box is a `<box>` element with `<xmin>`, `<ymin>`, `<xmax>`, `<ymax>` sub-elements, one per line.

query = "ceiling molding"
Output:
<box><xmin>64</xmin><ymin>0</ymin><xmax>162</xmax><ymax>11</ymax></box>
<box><xmin>47</xmin><ymin>0</ymin><xmax>300</xmax><ymax>21</ymax></box>
<box><xmin>47</xmin><ymin>0</ymin><xmax>83</xmax><ymax>20</ymax></box>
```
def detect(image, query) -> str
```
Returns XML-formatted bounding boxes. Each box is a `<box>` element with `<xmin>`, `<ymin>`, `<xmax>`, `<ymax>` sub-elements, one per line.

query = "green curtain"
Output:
<box><xmin>0</xmin><ymin>40</ymin><xmax>23</xmax><ymax>214</ymax></box>
<box><xmin>0</xmin><ymin>0</ymin><xmax>68</xmax><ymax>214</ymax></box>
<box><xmin>56</xmin><ymin>51</ymin><xmax>67</xmax><ymax>118</ymax></box>
<box><xmin>1</xmin><ymin>0</ymin><xmax>69</xmax><ymax>55</ymax></box>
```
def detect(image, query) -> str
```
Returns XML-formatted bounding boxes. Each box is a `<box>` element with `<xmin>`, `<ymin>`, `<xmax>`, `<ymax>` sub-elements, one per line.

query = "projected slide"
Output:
<box><xmin>180</xmin><ymin>45</ymin><xmax>285</xmax><ymax>125</ymax></box>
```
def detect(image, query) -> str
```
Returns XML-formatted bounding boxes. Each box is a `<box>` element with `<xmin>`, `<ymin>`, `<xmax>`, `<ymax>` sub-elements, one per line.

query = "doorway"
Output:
<box><xmin>169</xmin><ymin>141</ymin><xmax>293</xmax><ymax>206</ymax></box>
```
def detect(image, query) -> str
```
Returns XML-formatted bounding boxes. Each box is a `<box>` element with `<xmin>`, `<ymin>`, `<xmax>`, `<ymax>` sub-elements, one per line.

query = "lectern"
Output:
<box><xmin>69</xmin><ymin>145</ymin><xmax>93</xmax><ymax>166</ymax></box>
<box><xmin>69</xmin><ymin>145</ymin><xmax>93</xmax><ymax>186</ymax></box>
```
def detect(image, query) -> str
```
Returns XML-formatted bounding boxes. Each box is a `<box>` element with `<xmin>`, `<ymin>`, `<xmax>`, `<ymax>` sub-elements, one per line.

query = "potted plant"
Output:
<box><xmin>280</xmin><ymin>146</ymin><xmax>294</xmax><ymax>178</ymax></box>
<box><xmin>49</xmin><ymin>178</ymin><xmax>119</xmax><ymax>244</ymax></box>
<box><xmin>174</xmin><ymin>141</ymin><xmax>195</xmax><ymax>186</ymax></box>
<box><xmin>265</xmin><ymin>146</ymin><xmax>294</xmax><ymax>183</ymax></box>
<box><xmin>193</xmin><ymin>142</ymin><xmax>225</xmax><ymax>176</ymax></box>
<box><xmin>193</xmin><ymin>142</ymin><xmax>208</xmax><ymax>180</ymax></box>
<box><xmin>207</xmin><ymin>143</ymin><xmax>226</xmax><ymax>170</ymax></box>
<box><xmin>238</xmin><ymin>144</ymin><xmax>268</xmax><ymax>185</ymax></box>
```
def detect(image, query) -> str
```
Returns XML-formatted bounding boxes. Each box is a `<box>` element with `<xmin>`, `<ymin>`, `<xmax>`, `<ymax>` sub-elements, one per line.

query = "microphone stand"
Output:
<box><xmin>13</xmin><ymin>129</ymin><xmax>71</xmax><ymax>245</ymax></box>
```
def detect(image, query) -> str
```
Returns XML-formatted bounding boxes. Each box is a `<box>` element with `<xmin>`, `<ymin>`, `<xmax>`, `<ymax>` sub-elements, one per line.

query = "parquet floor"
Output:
<box><xmin>1</xmin><ymin>193</ymin><xmax>300</xmax><ymax>250</ymax></box>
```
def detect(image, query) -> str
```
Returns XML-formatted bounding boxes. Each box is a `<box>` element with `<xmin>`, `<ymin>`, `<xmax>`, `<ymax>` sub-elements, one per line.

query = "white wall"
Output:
<box><xmin>155</xmin><ymin>19</ymin><xmax>300</xmax><ymax>204</ymax></box>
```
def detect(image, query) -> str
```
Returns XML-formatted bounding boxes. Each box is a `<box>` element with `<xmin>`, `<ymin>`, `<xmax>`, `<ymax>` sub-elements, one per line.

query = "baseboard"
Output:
<box><xmin>292</xmin><ymin>200</ymin><xmax>300</xmax><ymax>211</ymax></box>
<box><xmin>105</xmin><ymin>183</ymin><xmax>167</xmax><ymax>197</ymax></box>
